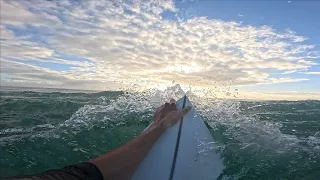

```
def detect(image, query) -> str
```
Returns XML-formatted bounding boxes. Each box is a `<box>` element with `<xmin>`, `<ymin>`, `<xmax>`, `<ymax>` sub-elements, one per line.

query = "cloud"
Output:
<box><xmin>0</xmin><ymin>0</ymin><xmax>318</xmax><ymax>97</ymax></box>
<box><xmin>237</xmin><ymin>14</ymin><xmax>244</xmax><ymax>17</ymax></box>
<box><xmin>0</xmin><ymin>60</ymin><xmax>121</xmax><ymax>90</ymax></box>
<box><xmin>237</xmin><ymin>91</ymin><xmax>320</xmax><ymax>100</ymax></box>
<box><xmin>303</xmin><ymin>72</ymin><xmax>320</xmax><ymax>75</ymax></box>
<box><xmin>1</xmin><ymin>59</ymin><xmax>68</xmax><ymax>85</ymax></box>
<box><xmin>0</xmin><ymin>0</ymin><xmax>61</xmax><ymax>26</ymax></box>
<box><xmin>1</xmin><ymin>29</ymin><xmax>54</xmax><ymax>60</ymax></box>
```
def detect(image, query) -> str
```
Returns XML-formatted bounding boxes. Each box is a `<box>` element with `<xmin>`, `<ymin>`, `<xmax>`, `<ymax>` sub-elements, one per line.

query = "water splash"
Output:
<box><xmin>1</xmin><ymin>85</ymin><xmax>319</xmax><ymax>155</ymax></box>
<box><xmin>1</xmin><ymin>85</ymin><xmax>320</xmax><ymax>179</ymax></box>
<box><xmin>0</xmin><ymin>84</ymin><xmax>186</xmax><ymax>143</ymax></box>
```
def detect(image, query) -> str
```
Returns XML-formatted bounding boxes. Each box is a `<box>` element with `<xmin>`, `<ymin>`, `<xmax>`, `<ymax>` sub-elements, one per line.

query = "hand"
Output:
<box><xmin>154</xmin><ymin>98</ymin><xmax>192</xmax><ymax>130</ymax></box>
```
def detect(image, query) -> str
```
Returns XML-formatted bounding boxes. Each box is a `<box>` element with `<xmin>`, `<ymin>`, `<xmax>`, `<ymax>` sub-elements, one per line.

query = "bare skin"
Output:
<box><xmin>89</xmin><ymin>98</ymin><xmax>191</xmax><ymax>180</ymax></box>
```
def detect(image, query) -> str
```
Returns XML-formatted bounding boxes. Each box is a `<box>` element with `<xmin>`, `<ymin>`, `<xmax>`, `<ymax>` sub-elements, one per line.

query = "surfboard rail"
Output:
<box><xmin>131</xmin><ymin>96</ymin><xmax>223</xmax><ymax>180</ymax></box>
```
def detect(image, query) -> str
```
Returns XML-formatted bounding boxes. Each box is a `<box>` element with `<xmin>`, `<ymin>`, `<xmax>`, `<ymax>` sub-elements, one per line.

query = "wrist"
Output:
<box><xmin>152</xmin><ymin>121</ymin><xmax>167</xmax><ymax>132</ymax></box>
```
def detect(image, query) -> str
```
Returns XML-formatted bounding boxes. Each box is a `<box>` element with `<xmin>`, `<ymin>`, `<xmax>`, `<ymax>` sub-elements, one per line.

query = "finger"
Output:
<box><xmin>154</xmin><ymin>105</ymin><xmax>164</xmax><ymax>121</ymax></box>
<box><xmin>169</xmin><ymin>102</ymin><xmax>177</xmax><ymax>110</ymax></box>
<box><xmin>156</xmin><ymin>105</ymin><xmax>164</xmax><ymax>112</ymax></box>
<box><xmin>170</xmin><ymin>98</ymin><xmax>176</xmax><ymax>104</ymax></box>
<box><xmin>179</xmin><ymin>106</ymin><xmax>192</xmax><ymax>116</ymax></box>
<box><xmin>164</xmin><ymin>102</ymin><xmax>170</xmax><ymax>107</ymax></box>
<box><xmin>154</xmin><ymin>105</ymin><xmax>164</xmax><ymax>116</ymax></box>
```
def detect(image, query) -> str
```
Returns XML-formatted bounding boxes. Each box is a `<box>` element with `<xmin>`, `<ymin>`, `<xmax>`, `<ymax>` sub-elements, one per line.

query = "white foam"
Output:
<box><xmin>1</xmin><ymin>84</ymin><xmax>319</xmax><ymax>158</ymax></box>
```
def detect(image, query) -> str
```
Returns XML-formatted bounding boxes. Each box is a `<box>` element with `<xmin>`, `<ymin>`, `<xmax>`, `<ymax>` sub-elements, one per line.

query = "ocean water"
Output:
<box><xmin>1</xmin><ymin>86</ymin><xmax>320</xmax><ymax>179</ymax></box>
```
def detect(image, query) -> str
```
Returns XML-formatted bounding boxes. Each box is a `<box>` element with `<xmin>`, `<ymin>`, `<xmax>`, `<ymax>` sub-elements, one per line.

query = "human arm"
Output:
<box><xmin>3</xmin><ymin>99</ymin><xmax>191</xmax><ymax>180</ymax></box>
<box><xmin>89</xmin><ymin>99</ymin><xmax>191</xmax><ymax>180</ymax></box>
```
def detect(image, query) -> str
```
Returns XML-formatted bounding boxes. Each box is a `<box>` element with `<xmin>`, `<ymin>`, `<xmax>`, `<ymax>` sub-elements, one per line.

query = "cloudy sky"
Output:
<box><xmin>1</xmin><ymin>0</ymin><xmax>319</xmax><ymax>100</ymax></box>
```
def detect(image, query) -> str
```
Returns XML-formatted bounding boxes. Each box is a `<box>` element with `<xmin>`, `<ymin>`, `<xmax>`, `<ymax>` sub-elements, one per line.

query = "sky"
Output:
<box><xmin>0</xmin><ymin>0</ymin><xmax>319</xmax><ymax>100</ymax></box>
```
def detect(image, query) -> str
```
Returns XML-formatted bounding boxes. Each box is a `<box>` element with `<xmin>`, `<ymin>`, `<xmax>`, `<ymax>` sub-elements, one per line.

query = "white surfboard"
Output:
<box><xmin>131</xmin><ymin>96</ymin><xmax>224</xmax><ymax>180</ymax></box>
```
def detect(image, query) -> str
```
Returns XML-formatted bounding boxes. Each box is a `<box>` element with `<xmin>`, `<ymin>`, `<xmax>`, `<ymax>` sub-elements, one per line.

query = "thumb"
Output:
<box><xmin>179</xmin><ymin>106</ymin><xmax>192</xmax><ymax>117</ymax></box>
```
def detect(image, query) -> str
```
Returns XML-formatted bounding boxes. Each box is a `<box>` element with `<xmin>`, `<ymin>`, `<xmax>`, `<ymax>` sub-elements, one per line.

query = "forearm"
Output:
<box><xmin>4</xmin><ymin>124</ymin><xmax>165</xmax><ymax>180</ymax></box>
<box><xmin>4</xmin><ymin>99</ymin><xmax>190</xmax><ymax>180</ymax></box>
<box><xmin>89</xmin><ymin>123</ymin><xmax>165</xmax><ymax>180</ymax></box>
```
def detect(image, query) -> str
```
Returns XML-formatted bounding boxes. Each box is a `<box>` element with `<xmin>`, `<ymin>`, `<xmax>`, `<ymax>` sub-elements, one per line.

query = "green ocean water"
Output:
<box><xmin>1</xmin><ymin>86</ymin><xmax>320</xmax><ymax>179</ymax></box>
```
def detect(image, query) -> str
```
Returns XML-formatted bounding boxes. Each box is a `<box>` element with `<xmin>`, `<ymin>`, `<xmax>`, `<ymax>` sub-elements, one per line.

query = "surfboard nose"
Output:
<box><xmin>131</xmin><ymin>96</ymin><xmax>224</xmax><ymax>180</ymax></box>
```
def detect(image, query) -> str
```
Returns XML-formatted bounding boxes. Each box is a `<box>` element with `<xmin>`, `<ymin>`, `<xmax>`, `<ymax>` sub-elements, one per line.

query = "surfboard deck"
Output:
<box><xmin>131</xmin><ymin>96</ymin><xmax>223</xmax><ymax>180</ymax></box>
